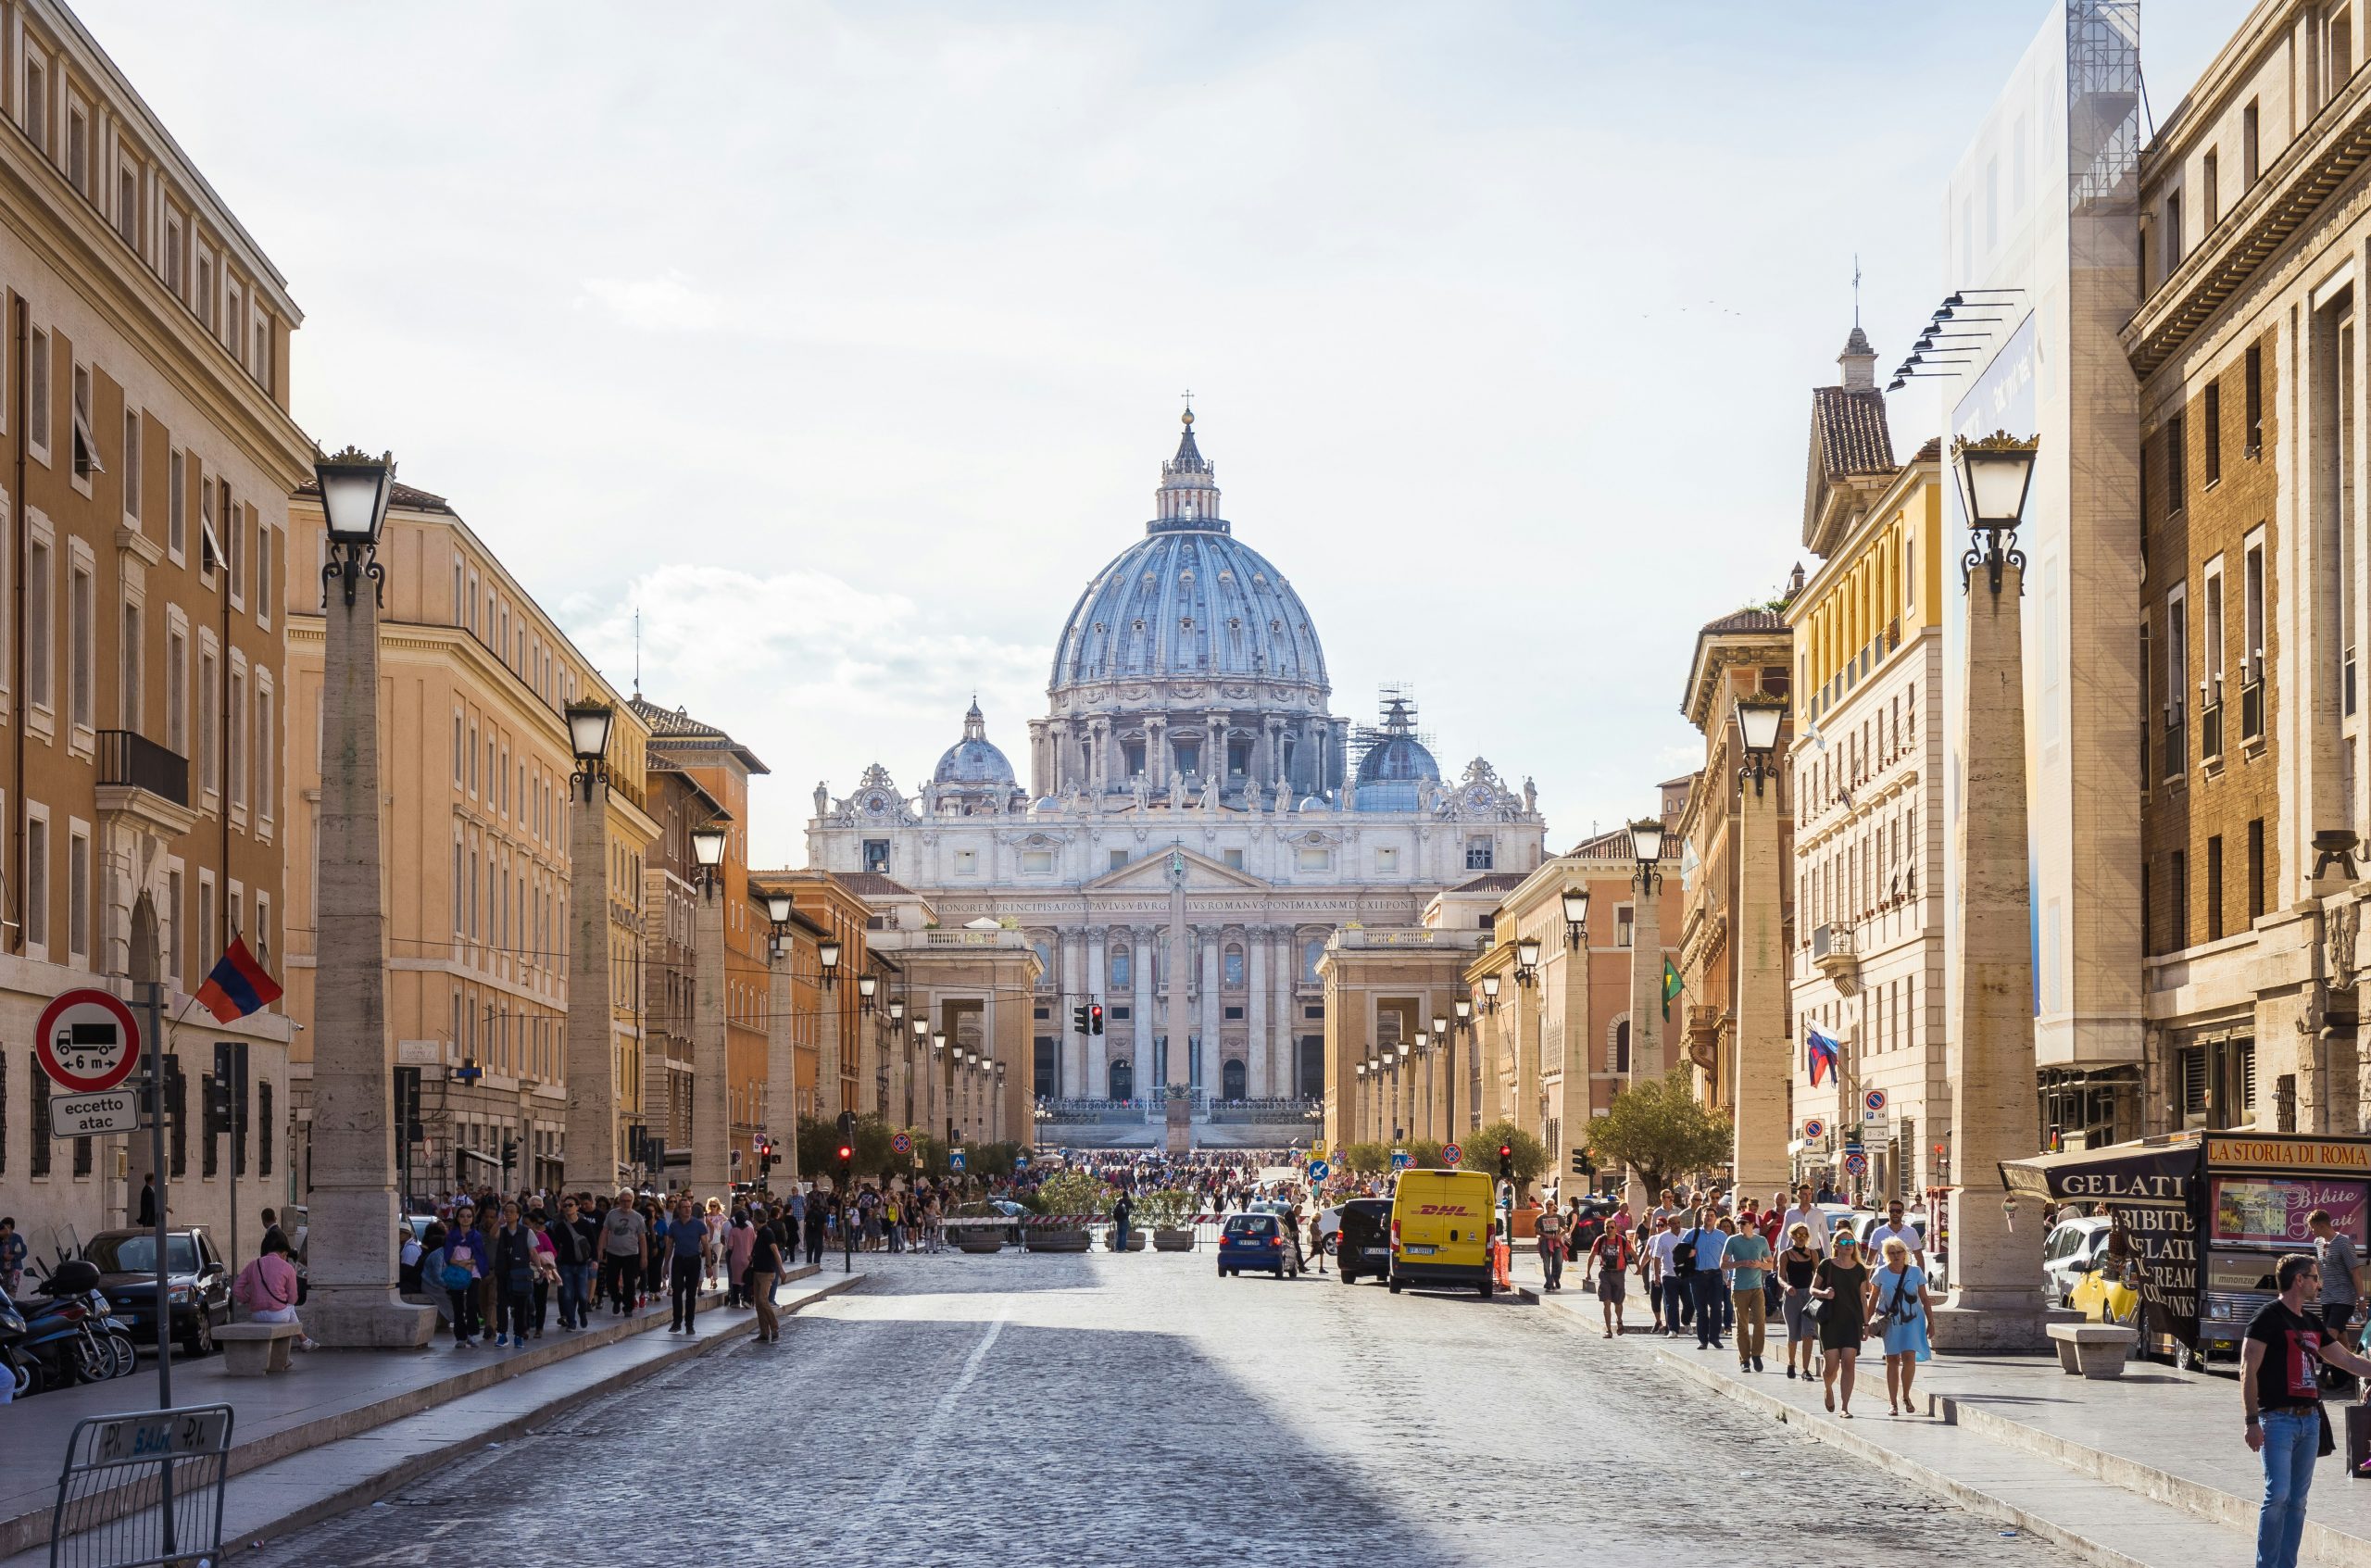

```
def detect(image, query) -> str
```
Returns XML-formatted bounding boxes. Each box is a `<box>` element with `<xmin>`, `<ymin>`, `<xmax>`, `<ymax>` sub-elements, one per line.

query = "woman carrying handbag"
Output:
<box><xmin>1874</xmin><ymin>1236</ymin><xmax>1936</xmax><ymax>1416</ymax></box>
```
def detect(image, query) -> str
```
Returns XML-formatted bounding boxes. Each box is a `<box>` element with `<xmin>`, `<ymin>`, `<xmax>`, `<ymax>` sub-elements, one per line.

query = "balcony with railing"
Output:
<box><xmin>94</xmin><ymin>730</ymin><xmax>195</xmax><ymax>836</ymax></box>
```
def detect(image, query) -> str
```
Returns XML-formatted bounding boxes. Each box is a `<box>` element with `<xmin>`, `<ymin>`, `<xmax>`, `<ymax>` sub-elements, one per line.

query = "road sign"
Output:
<box><xmin>35</xmin><ymin>987</ymin><xmax>141</xmax><ymax>1095</ymax></box>
<box><xmin>50</xmin><ymin>1088</ymin><xmax>141</xmax><ymax>1136</ymax></box>
<box><xmin>1310</xmin><ymin>1141</ymin><xmax>1326</xmax><ymax>1160</ymax></box>
<box><xmin>1863</xmin><ymin>1088</ymin><xmax>1888</xmax><ymax>1115</ymax></box>
<box><xmin>1843</xmin><ymin>1149</ymin><xmax>1868</xmax><ymax>1176</ymax></box>
<box><xmin>1389</xmin><ymin>1148</ymin><xmax>1411</xmax><ymax>1171</ymax></box>
<box><xmin>949</xmin><ymin>1150</ymin><xmax>967</xmax><ymax>1172</ymax></box>
<box><xmin>1308</xmin><ymin>1160</ymin><xmax>1331</xmax><ymax>1181</ymax></box>
<box><xmin>1442</xmin><ymin>1142</ymin><xmax>1463</xmax><ymax>1167</ymax></box>
<box><xmin>1014</xmin><ymin>1153</ymin><xmax>1030</xmax><ymax>1170</ymax></box>
<box><xmin>891</xmin><ymin>1131</ymin><xmax>912</xmax><ymax>1155</ymax></box>
<box><xmin>1801</xmin><ymin>1118</ymin><xmax>1825</xmax><ymax>1140</ymax></box>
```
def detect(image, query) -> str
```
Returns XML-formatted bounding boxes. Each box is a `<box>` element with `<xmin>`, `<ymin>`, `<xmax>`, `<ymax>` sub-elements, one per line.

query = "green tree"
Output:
<box><xmin>1340</xmin><ymin>1141</ymin><xmax>1390</xmax><ymax>1176</ymax></box>
<box><xmin>1466</xmin><ymin>1120</ymin><xmax>1549</xmax><ymax>1192</ymax></box>
<box><xmin>1583</xmin><ymin>1068</ymin><xmax>1733</xmax><ymax>1198</ymax></box>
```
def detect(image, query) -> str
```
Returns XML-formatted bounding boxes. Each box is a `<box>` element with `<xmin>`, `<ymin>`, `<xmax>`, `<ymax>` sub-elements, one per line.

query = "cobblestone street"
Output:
<box><xmin>246</xmin><ymin>1255</ymin><xmax>2051</xmax><ymax>1567</ymax></box>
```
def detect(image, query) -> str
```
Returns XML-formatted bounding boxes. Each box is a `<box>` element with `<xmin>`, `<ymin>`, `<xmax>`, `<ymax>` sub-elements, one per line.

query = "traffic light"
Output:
<box><xmin>1570</xmin><ymin>1148</ymin><xmax>1596</xmax><ymax>1178</ymax></box>
<box><xmin>1073</xmin><ymin>1003</ymin><xmax>1089</xmax><ymax>1035</ymax></box>
<box><xmin>1089</xmin><ymin>1001</ymin><xmax>1104</xmax><ymax>1035</ymax></box>
<box><xmin>836</xmin><ymin>1140</ymin><xmax>854</xmax><ymax>1182</ymax></box>
<box><xmin>500</xmin><ymin>1139</ymin><xmax>518</xmax><ymax>1173</ymax></box>
<box><xmin>1498</xmin><ymin>1142</ymin><xmax>1514</xmax><ymax>1182</ymax></box>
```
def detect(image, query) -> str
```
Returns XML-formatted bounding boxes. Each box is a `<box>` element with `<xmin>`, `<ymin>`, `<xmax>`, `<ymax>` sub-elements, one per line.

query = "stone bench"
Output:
<box><xmin>2047</xmin><ymin>1321</ymin><xmax>2138</xmax><ymax>1380</ymax></box>
<box><xmin>215</xmin><ymin>1320</ymin><xmax>304</xmax><ymax>1376</ymax></box>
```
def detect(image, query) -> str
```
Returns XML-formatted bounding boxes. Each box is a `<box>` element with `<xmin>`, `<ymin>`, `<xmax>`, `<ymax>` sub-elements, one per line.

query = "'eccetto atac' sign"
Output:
<box><xmin>2206</xmin><ymin>1137</ymin><xmax>2371</xmax><ymax>1173</ymax></box>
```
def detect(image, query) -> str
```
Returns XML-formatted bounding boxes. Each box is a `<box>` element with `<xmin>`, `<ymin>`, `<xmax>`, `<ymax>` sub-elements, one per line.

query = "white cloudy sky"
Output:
<box><xmin>82</xmin><ymin>0</ymin><xmax>2231</xmax><ymax>866</ymax></box>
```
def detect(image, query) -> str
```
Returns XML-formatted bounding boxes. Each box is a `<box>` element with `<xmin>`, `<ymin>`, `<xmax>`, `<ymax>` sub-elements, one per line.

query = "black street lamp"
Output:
<box><xmin>689</xmin><ymin>821</ymin><xmax>727</xmax><ymax>897</ymax></box>
<box><xmin>1562</xmin><ymin>887</ymin><xmax>1589</xmax><ymax>949</ymax></box>
<box><xmin>818</xmin><ymin>938</ymin><xmax>842</xmax><ymax>988</ymax></box>
<box><xmin>1454</xmin><ymin>996</ymin><xmax>1474</xmax><ymax>1030</ymax></box>
<box><xmin>314</xmin><ymin>445</ymin><xmax>395</xmax><ymax>607</ymax></box>
<box><xmin>1734</xmin><ymin>694</ymin><xmax>1787</xmax><ymax>797</ymax></box>
<box><xmin>1953</xmin><ymin>431</ymin><xmax>2039</xmax><ymax>596</ymax></box>
<box><xmin>1628</xmin><ymin>817</ymin><xmax>1665</xmax><ymax>895</ymax></box>
<box><xmin>566</xmin><ymin>700</ymin><xmax>615</xmax><ymax>800</ymax></box>
<box><xmin>888</xmin><ymin>997</ymin><xmax>907</xmax><ymax>1027</ymax></box>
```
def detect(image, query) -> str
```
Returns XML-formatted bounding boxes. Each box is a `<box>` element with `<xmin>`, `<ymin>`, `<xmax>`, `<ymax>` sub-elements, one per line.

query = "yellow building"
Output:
<box><xmin>284</xmin><ymin>481</ymin><xmax>657</xmax><ymax>1199</ymax></box>
<box><xmin>1786</xmin><ymin>400</ymin><xmax>1949</xmax><ymax>1197</ymax></box>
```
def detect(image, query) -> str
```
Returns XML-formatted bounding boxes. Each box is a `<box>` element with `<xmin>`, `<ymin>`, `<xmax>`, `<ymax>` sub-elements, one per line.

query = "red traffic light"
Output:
<box><xmin>1498</xmin><ymin>1143</ymin><xmax>1512</xmax><ymax>1160</ymax></box>
<box><xmin>836</xmin><ymin>1143</ymin><xmax>853</xmax><ymax>1161</ymax></box>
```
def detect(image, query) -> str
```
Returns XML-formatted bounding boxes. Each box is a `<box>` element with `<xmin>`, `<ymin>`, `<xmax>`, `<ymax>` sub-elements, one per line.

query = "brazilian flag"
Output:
<box><xmin>1661</xmin><ymin>958</ymin><xmax>1682</xmax><ymax>1021</ymax></box>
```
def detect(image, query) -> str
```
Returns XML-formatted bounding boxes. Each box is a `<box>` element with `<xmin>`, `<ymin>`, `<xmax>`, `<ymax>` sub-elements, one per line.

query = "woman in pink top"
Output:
<box><xmin>232</xmin><ymin>1233</ymin><xmax>315</xmax><ymax>1348</ymax></box>
<box><xmin>725</xmin><ymin>1210</ymin><xmax>758</xmax><ymax>1307</ymax></box>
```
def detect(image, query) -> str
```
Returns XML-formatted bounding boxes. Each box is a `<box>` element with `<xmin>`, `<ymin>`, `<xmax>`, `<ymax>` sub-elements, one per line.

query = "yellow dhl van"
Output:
<box><xmin>1388</xmin><ymin>1169</ymin><xmax>1498</xmax><ymax>1297</ymax></box>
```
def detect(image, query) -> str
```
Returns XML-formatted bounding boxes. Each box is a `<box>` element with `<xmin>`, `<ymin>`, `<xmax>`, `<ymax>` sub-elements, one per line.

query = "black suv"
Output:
<box><xmin>87</xmin><ymin>1228</ymin><xmax>230</xmax><ymax>1357</ymax></box>
<box><xmin>1335</xmin><ymin>1198</ymin><xmax>1393</xmax><ymax>1285</ymax></box>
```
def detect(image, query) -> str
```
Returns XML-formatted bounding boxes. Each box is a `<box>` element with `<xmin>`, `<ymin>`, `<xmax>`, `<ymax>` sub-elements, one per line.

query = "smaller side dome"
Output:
<box><xmin>933</xmin><ymin>699</ymin><xmax>1018</xmax><ymax>786</ymax></box>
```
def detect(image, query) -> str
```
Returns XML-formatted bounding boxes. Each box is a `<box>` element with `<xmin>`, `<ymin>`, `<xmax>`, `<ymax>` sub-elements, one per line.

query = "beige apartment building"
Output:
<box><xmin>0</xmin><ymin>0</ymin><xmax>305</xmax><ymax>1266</ymax></box>
<box><xmin>1787</xmin><ymin>383</ymin><xmax>1950</xmax><ymax>1195</ymax></box>
<box><xmin>2124</xmin><ymin>0</ymin><xmax>2371</xmax><ymax>1138</ymax></box>
<box><xmin>284</xmin><ymin>483</ymin><xmax>657</xmax><ymax>1200</ymax></box>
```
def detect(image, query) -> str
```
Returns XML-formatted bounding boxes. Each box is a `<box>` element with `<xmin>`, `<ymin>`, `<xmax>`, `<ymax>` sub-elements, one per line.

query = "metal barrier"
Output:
<box><xmin>47</xmin><ymin>1404</ymin><xmax>232</xmax><ymax>1568</ymax></box>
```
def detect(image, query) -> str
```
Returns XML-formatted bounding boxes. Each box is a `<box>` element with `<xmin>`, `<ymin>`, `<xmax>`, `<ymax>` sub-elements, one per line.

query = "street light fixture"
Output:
<box><xmin>1514</xmin><ymin>935</ymin><xmax>1543</xmax><ymax>986</ymax></box>
<box><xmin>933</xmin><ymin>1031</ymin><xmax>948</xmax><ymax>1052</ymax></box>
<box><xmin>857</xmin><ymin>973</ymin><xmax>878</xmax><ymax>1008</ymax></box>
<box><xmin>888</xmin><ymin>997</ymin><xmax>907</xmax><ymax>1025</ymax></box>
<box><xmin>314</xmin><ymin>445</ymin><xmax>395</xmax><ymax>607</ymax></box>
<box><xmin>565</xmin><ymin>700</ymin><xmax>615</xmax><ymax>799</ymax></box>
<box><xmin>1734</xmin><ymin>693</ymin><xmax>1787</xmax><ymax>797</ymax></box>
<box><xmin>1480</xmin><ymin>972</ymin><xmax>1501</xmax><ymax>1011</ymax></box>
<box><xmin>1431</xmin><ymin>1012</ymin><xmax>1448</xmax><ymax>1039</ymax></box>
<box><xmin>1454</xmin><ymin>997</ymin><xmax>1473</xmax><ymax>1028</ymax></box>
<box><xmin>689</xmin><ymin>822</ymin><xmax>728</xmax><ymax>896</ymax></box>
<box><xmin>1562</xmin><ymin>887</ymin><xmax>1590</xmax><ymax>949</ymax></box>
<box><xmin>1952</xmin><ymin>431</ymin><xmax>2039</xmax><ymax>595</ymax></box>
<box><xmin>818</xmin><ymin>938</ymin><xmax>841</xmax><ymax>987</ymax></box>
<box><xmin>1628</xmin><ymin>817</ymin><xmax>1665</xmax><ymax>895</ymax></box>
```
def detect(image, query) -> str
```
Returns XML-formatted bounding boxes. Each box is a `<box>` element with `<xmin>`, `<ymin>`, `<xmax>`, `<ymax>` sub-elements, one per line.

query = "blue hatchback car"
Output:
<box><xmin>1218</xmin><ymin>1212</ymin><xmax>1297</xmax><ymax>1279</ymax></box>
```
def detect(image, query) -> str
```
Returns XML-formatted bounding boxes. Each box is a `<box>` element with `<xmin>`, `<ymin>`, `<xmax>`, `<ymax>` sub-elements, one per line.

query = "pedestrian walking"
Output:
<box><xmin>1</xmin><ymin>1216</ymin><xmax>27</xmax><ymax>1298</ymax></box>
<box><xmin>1588</xmin><ymin>1224</ymin><xmax>1633</xmax><ymax>1336</ymax></box>
<box><xmin>599</xmin><ymin>1189</ymin><xmax>646</xmax><ymax>1316</ymax></box>
<box><xmin>1779</xmin><ymin>1182</ymin><xmax>1831</xmax><ymax>1257</ymax></box>
<box><xmin>1872</xmin><ymin>1236</ymin><xmax>1934</xmax><ymax>1415</ymax></box>
<box><xmin>1112</xmin><ymin>1191</ymin><xmax>1135</xmax><ymax>1254</ymax></box>
<box><xmin>1536</xmin><ymin>1202</ymin><xmax>1567</xmax><ymax>1293</ymax></box>
<box><xmin>1813</xmin><ymin>1233</ymin><xmax>1871</xmax><ymax>1416</ymax></box>
<box><xmin>492</xmin><ymin>1202</ymin><xmax>535</xmax><ymax>1349</ymax></box>
<box><xmin>725</xmin><ymin>1210</ymin><xmax>756</xmax><ymax>1308</ymax></box>
<box><xmin>549</xmin><ymin>1197</ymin><xmax>594</xmax><ymax>1329</ymax></box>
<box><xmin>747</xmin><ymin>1210</ymin><xmax>784</xmax><ymax>1344</ymax></box>
<box><xmin>1682</xmin><ymin>1210</ymin><xmax>1726</xmax><ymax>1351</ymax></box>
<box><xmin>439</xmin><ymin>1203</ymin><xmax>484</xmax><ymax>1347</ymax></box>
<box><xmin>136</xmin><ymin>1173</ymin><xmax>157</xmax><ymax>1226</ymax></box>
<box><xmin>1724</xmin><ymin>1213</ymin><xmax>1774</xmax><ymax>1372</ymax></box>
<box><xmin>1777</xmin><ymin>1223</ymin><xmax>1821</xmax><ymax>1380</ymax></box>
<box><xmin>668</xmin><ymin>1197</ymin><xmax>706</xmax><ymax>1332</ymax></box>
<box><xmin>1650</xmin><ymin>1214</ymin><xmax>1687</xmax><ymax>1334</ymax></box>
<box><xmin>2246</xmin><ymin>1252</ymin><xmax>2371</xmax><ymax>1568</ymax></box>
<box><xmin>2310</xmin><ymin>1209</ymin><xmax>2365</xmax><ymax>1391</ymax></box>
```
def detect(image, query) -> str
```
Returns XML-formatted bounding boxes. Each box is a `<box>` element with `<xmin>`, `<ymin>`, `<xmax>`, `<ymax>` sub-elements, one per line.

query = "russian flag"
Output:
<box><xmin>196</xmin><ymin>935</ymin><xmax>282</xmax><ymax>1023</ymax></box>
<box><xmin>1805</xmin><ymin>1024</ymin><xmax>1841</xmax><ymax>1087</ymax></box>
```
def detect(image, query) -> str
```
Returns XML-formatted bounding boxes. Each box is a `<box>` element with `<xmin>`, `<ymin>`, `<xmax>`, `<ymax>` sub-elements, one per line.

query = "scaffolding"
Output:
<box><xmin>1347</xmin><ymin>684</ymin><xmax>1437</xmax><ymax>779</ymax></box>
<box><xmin>2067</xmin><ymin>0</ymin><xmax>2141</xmax><ymax>213</ymax></box>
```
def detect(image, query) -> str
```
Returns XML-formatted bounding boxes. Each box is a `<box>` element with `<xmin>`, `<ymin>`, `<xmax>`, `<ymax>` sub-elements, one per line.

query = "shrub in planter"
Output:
<box><xmin>1026</xmin><ymin>1171</ymin><xmax>1107</xmax><ymax>1251</ymax></box>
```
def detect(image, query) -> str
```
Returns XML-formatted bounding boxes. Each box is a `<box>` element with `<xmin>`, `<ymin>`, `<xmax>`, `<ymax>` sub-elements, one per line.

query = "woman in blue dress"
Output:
<box><xmin>1874</xmin><ymin>1236</ymin><xmax>1936</xmax><ymax>1416</ymax></box>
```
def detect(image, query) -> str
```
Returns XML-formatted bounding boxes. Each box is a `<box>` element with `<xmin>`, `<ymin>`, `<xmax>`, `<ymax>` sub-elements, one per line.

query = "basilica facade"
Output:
<box><xmin>806</xmin><ymin>413</ymin><xmax>1548</xmax><ymax>1106</ymax></box>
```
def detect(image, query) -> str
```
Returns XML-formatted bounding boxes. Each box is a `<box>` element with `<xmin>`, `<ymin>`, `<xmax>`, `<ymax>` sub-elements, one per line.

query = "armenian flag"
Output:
<box><xmin>196</xmin><ymin>935</ymin><xmax>282</xmax><ymax>1023</ymax></box>
<box><xmin>1805</xmin><ymin>1024</ymin><xmax>1842</xmax><ymax>1087</ymax></box>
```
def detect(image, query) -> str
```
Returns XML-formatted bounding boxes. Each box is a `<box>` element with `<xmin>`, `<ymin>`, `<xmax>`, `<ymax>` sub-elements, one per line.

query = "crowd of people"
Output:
<box><xmin>1528</xmin><ymin>1180</ymin><xmax>1937</xmax><ymax>1419</ymax></box>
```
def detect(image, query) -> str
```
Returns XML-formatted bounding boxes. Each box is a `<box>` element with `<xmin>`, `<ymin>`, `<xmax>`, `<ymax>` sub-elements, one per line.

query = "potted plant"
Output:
<box><xmin>1143</xmin><ymin>1188</ymin><xmax>1199</xmax><ymax>1251</ymax></box>
<box><xmin>946</xmin><ymin>1200</ymin><xmax>1010</xmax><ymax>1254</ymax></box>
<box><xmin>1026</xmin><ymin>1172</ymin><xmax>1106</xmax><ymax>1252</ymax></box>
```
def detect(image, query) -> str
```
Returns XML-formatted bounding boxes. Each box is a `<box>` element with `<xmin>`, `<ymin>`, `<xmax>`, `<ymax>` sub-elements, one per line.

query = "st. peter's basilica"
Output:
<box><xmin>807</xmin><ymin>411</ymin><xmax>1548</xmax><ymax>1106</ymax></box>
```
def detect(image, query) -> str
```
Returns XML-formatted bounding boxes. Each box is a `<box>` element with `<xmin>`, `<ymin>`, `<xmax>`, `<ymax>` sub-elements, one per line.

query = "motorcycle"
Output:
<box><xmin>0</xmin><ymin>1287</ymin><xmax>36</xmax><ymax>1399</ymax></box>
<box><xmin>18</xmin><ymin>1260</ymin><xmax>113</xmax><ymax>1386</ymax></box>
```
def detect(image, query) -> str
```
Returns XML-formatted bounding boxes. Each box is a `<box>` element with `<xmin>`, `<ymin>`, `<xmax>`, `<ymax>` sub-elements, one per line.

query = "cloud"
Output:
<box><xmin>568</xmin><ymin>564</ymin><xmax>1048</xmax><ymax>865</ymax></box>
<box><xmin>574</xmin><ymin>270</ymin><xmax>724</xmax><ymax>332</ymax></box>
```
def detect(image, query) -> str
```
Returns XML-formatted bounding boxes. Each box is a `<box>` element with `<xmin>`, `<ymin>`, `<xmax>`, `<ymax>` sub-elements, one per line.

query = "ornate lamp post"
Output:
<box><xmin>688</xmin><ymin>822</ymin><xmax>730</xmax><ymax>1194</ymax></box>
<box><xmin>1514</xmin><ymin>936</ymin><xmax>1544</xmax><ymax>988</ymax></box>
<box><xmin>561</xmin><ymin>697</ymin><xmax>620</xmax><ymax>1193</ymax></box>
<box><xmin>760</xmin><ymin>890</ymin><xmax>797</xmax><ymax>1188</ymax></box>
<box><xmin>1626</xmin><ymin>816</ymin><xmax>1667</xmax><ymax>1085</ymax></box>
<box><xmin>1933</xmin><ymin>431</ymin><xmax>2051</xmax><ymax>1352</ymax></box>
<box><xmin>1355</xmin><ymin>1060</ymin><xmax>1369</xmax><ymax>1146</ymax></box>
<box><xmin>1730</xmin><ymin>691</ymin><xmax>1791</xmax><ymax>1196</ymax></box>
<box><xmin>304</xmin><ymin>447</ymin><xmax>434</xmax><ymax>1346</ymax></box>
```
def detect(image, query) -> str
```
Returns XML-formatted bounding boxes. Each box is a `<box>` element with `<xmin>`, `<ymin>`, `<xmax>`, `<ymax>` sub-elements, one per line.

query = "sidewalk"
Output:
<box><xmin>0</xmin><ymin>1265</ymin><xmax>855</xmax><ymax>1562</ymax></box>
<box><xmin>1514</xmin><ymin>1258</ymin><xmax>2371</xmax><ymax>1567</ymax></box>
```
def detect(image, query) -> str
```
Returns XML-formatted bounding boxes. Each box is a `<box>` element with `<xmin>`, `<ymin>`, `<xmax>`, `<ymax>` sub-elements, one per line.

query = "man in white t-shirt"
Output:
<box><xmin>1778</xmin><ymin>1180</ymin><xmax>1832</xmax><ymax>1258</ymax></box>
<box><xmin>1648</xmin><ymin>1216</ymin><xmax>1687</xmax><ymax>1336</ymax></box>
<box><xmin>1865</xmin><ymin>1198</ymin><xmax>1924</xmax><ymax>1267</ymax></box>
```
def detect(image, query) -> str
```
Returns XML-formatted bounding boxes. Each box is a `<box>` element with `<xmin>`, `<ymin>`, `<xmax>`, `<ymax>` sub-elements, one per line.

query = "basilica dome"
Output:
<box><xmin>1049</xmin><ymin>413</ymin><xmax>1328</xmax><ymax>696</ymax></box>
<box><xmin>934</xmin><ymin>700</ymin><xmax>1017</xmax><ymax>785</ymax></box>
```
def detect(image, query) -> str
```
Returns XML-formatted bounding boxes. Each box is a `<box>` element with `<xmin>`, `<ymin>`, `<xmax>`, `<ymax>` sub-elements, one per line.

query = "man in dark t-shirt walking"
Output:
<box><xmin>2245</xmin><ymin>1251</ymin><xmax>2371</xmax><ymax>1568</ymax></box>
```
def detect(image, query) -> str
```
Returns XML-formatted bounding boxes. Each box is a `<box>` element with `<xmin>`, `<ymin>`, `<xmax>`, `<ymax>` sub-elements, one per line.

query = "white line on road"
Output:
<box><xmin>871</xmin><ymin>1298</ymin><xmax>1010</xmax><ymax>1503</ymax></box>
